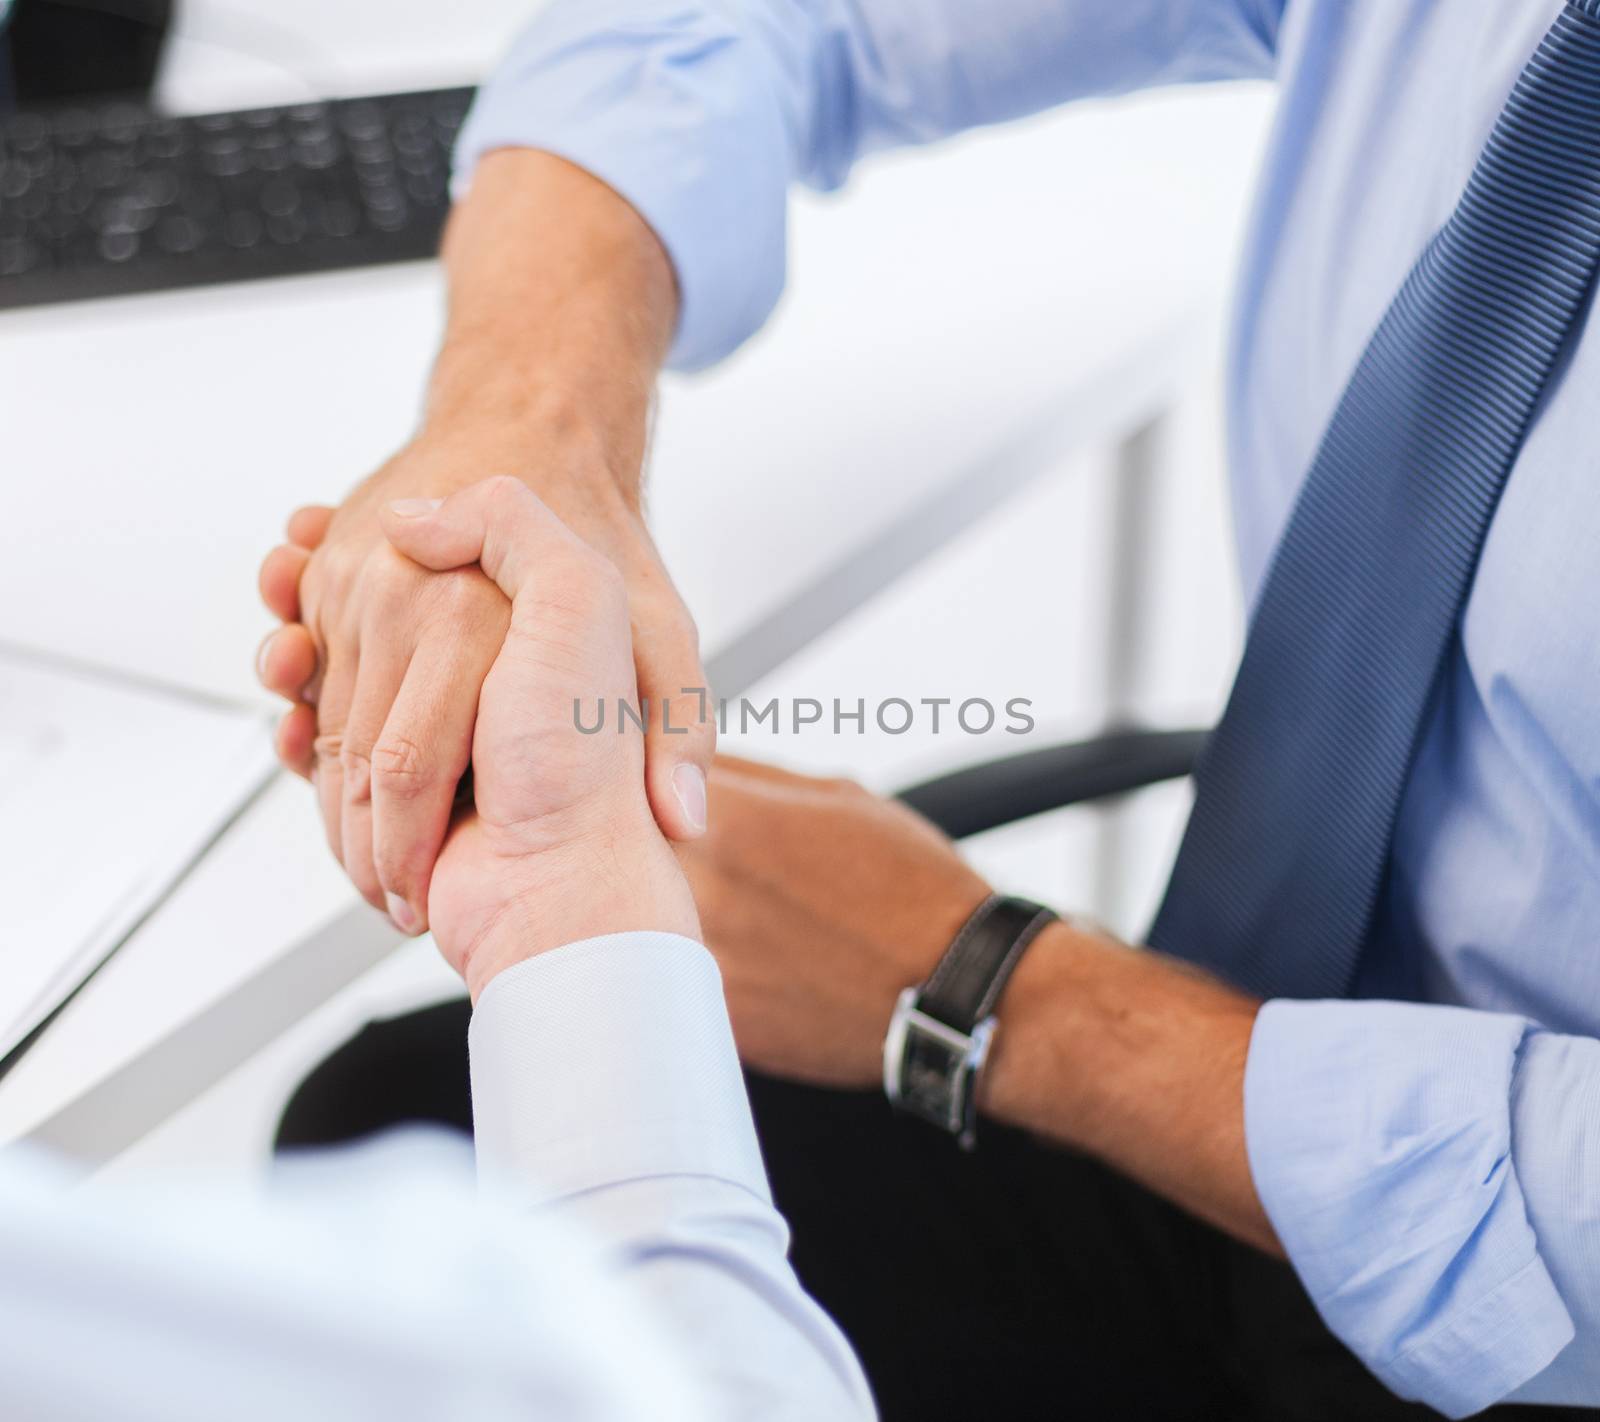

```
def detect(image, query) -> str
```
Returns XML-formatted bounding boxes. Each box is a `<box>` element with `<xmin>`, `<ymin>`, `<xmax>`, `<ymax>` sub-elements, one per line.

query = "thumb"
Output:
<box><xmin>638</xmin><ymin>640</ymin><xmax>716</xmax><ymax>841</ymax></box>
<box><xmin>380</xmin><ymin>477</ymin><xmax>584</xmax><ymax>602</ymax></box>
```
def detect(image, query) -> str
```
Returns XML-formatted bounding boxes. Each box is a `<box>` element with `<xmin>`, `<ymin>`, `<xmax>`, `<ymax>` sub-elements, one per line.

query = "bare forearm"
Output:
<box><xmin>421</xmin><ymin>149</ymin><xmax>679</xmax><ymax>492</ymax></box>
<box><xmin>982</xmin><ymin>922</ymin><xmax>1280</xmax><ymax>1255</ymax></box>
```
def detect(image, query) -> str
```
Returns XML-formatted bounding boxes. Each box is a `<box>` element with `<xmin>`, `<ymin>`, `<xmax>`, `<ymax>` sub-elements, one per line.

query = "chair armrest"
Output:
<box><xmin>896</xmin><ymin>728</ymin><xmax>1208</xmax><ymax>841</ymax></box>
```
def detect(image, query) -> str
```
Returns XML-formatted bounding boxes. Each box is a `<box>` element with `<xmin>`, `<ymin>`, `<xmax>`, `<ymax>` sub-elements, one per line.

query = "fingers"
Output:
<box><xmin>290</xmin><ymin>488</ymin><xmax>518</xmax><ymax>932</ymax></box>
<box><xmin>370</xmin><ymin>635</ymin><xmax>487</xmax><ymax>934</ymax></box>
<box><xmin>255</xmin><ymin>622</ymin><xmax>318</xmax><ymax>701</ymax></box>
<box><xmin>258</xmin><ymin>543</ymin><xmax>311</xmax><ymax>622</ymax></box>
<box><xmin>275</xmin><ymin>703</ymin><xmax>317</xmax><ymax>780</ymax></box>
<box><xmin>257</xmin><ymin>516</ymin><xmax>329</xmax><ymax>798</ymax></box>
<box><xmin>259</xmin><ymin>501</ymin><xmax>333</xmax><ymax>627</ymax></box>
<box><xmin>338</xmin><ymin>638</ymin><xmax>413</xmax><ymax>915</ymax></box>
<box><xmin>287</xmin><ymin>504</ymin><xmax>335</xmax><ymax>551</ymax></box>
<box><xmin>311</xmin><ymin>650</ymin><xmax>356</xmax><ymax>864</ymax></box>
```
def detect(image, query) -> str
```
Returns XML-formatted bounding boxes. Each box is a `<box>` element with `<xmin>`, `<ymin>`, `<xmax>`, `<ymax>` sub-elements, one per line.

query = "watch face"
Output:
<box><xmin>902</xmin><ymin>1027</ymin><xmax>968</xmax><ymax>1134</ymax></box>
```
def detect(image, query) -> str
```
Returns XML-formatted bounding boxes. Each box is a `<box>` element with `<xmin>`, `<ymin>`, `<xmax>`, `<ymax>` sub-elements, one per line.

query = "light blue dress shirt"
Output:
<box><xmin>457</xmin><ymin>3</ymin><xmax>1600</xmax><ymax>1416</ymax></box>
<box><xmin>0</xmin><ymin>935</ymin><xmax>874</xmax><ymax>1420</ymax></box>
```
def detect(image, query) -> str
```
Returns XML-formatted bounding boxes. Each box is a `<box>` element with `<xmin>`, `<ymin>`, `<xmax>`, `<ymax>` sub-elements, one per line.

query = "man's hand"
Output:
<box><xmin>254</xmin><ymin>152</ymin><xmax>713</xmax><ymax>935</ymax></box>
<box><xmin>678</xmin><ymin>756</ymin><xmax>1277</xmax><ymax>1251</ymax></box>
<box><xmin>374</xmin><ymin>476</ymin><xmax>698</xmax><ymax>999</ymax></box>
<box><xmin>677</xmin><ymin>757</ymin><xmax>992</xmax><ymax>1088</ymax></box>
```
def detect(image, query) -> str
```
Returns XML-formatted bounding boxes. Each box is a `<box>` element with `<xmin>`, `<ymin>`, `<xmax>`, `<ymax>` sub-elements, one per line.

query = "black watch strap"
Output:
<box><xmin>884</xmin><ymin>895</ymin><xmax>1057</xmax><ymax>1148</ymax></box>
<box><xmin>918</xmin><ymin>896</ymin><xmax>1058</xmax><ymax>1031</ymax></box>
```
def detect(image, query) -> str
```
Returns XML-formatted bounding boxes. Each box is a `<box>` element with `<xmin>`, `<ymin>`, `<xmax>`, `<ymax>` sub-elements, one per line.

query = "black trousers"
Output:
<box><xmin>278</xmin><ymin>1000</ymin><xmax>1593</xmax><ymax>1422</ymax></box>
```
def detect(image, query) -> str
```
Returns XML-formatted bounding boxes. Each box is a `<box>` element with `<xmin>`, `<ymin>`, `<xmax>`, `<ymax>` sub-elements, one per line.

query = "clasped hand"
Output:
<box><xmin>262</xmin><ymin>476</ymin><xmax>697</xmax><ymax>998</ymax></box>
<box><xmin>256</xmin><ymin>435</ymin><xmax>714</xmax><ymax>940</ymax></box>
<box><xmin>259</xmin><ymin>476</ymin><xmax>995</xmax><ymax>1079</ymax></box>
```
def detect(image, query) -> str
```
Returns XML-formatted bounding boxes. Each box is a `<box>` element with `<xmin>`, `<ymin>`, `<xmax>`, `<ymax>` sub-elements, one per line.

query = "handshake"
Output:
<box><xmin>255</xmin><ymin>476</ymin><xmax>700</xmax><ymax>1000</ymax></box>
<box><xmin>256</xmin><ymin>432</ymin><xmax>990</xmax><ymax>1091</ymax></box>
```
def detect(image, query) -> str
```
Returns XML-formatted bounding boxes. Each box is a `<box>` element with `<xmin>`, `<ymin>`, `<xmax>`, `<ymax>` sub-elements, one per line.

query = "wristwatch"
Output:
<box><xmin>882</xmin><ymin>895</ymin><xmax>1057</xmax><ymax>1149</ymax></box>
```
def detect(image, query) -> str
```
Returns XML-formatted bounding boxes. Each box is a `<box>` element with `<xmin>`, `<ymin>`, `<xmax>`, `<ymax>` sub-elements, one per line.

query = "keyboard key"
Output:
<box><xmin>144</xmin><ymin>133</ymin><xmax>184</xmax><ymax>162</ymax></box>
<box><xmin>101</xmin><ymin>107</ymin><xmax>146</xmax><ymax>144</ymax></box>
<box><xmin>339</xmin><ymin>105</ymin><xmax>386</xmax><ymax>141</ymax></box>
<box><xmin>54</xmin><ymin>111</ymin><xmax>95</xmax><ymax>146</ymax></box>
<box><xmin>258</xmin><ymin>178</ymin><xmax>300</xmax><ymax>217</ymax></box>
<box><xmin>93</xmin><ymin>198</ymin><xmax>156</xmax><ymax>235</ymax></box>
<box><xmin>82</xmin><ymin>151</ymin><xmax>128</xmax><ymax>187</ymax></box>
<box><xmin>98</xmin><ymin>231</ymin><xmax>140</xmax><ymax>263</ymax></box>
<box><xmin>135</xmin><ymin>169</ymin><xmax>181</xmax><ymax>208</ymax></box>
<box><xmin>251</xmin><ymin>147</ymin><xmax>291</xmax><ymax>173</ymax></box>
<box><xmin>202</xmin><ymin>148</ymin><xmax>250</xmax><ymax>179</ymax></box>
<box><xmin>223</xmin><ymin>211</ymin><xmax>263</xmax><ymax>248</ymax></box>
<box><xmin>293</xmin><ymin>138</ymin><xmax>339</xmax><ymax>170</ymax></box>
<box><xmin>156</xmin><ymin>215</ymin><xmax>203</xmax><ymax>254</ymax></box>
<box><xmin>321</xmin><ymin>198</ymin><xmax>359</xmax><ymax>238</ymax></box>
<box><xmin>267</xmin><ymin>211</ymin><xmax>306</xmax><ymax>244</ymax></box>
<box><xmin>404</xmin><ymin>173</ymin><xmax>442</xmax><ymax>204</ymax></box>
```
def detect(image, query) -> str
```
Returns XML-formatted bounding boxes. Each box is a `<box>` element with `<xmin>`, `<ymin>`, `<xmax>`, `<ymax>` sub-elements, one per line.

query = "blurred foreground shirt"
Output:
<box><xmin>0</xmin><ymin>935</ymin><xmax>873</xmax><ymax>1421</ymax></box>
<box><xmin>458</xmin><ymin>3</ymin><xmax>1600</xmax><ymax>1415</ymax></box>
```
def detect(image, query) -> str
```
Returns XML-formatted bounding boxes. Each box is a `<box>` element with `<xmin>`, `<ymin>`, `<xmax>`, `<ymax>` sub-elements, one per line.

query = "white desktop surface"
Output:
<box><xmin>0</xmin><ymin>0</ymin><xmax>1266</xmax><ymax>1156</ymax></box>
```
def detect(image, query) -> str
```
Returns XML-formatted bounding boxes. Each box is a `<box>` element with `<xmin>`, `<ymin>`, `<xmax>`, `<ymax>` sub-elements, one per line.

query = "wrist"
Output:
<box><xmin>416</xmin><ymin>382</ymin><xmax>642</xmax><ymax>495</ymax></box>
<box><xmin>974</xmin><ymin>920</ymin><xmax>1272</xmax><ymax>1249</ymax></box>
<box><xmin>417</xmin><ymin>150</ymin><xmax>673</xmax><ymax>496</ymax></box>
<box><xmin>459</xmin><ymin>833</ymin><xmax>700</xmax><ymax>1002</ymax></box>
<box><xmin>974</xmin><ymin>918</ymin><xmax>1118</xmax><ymax>1140</ymax></box>
<box><xmin>404</xmin><ymin>385</ymin><xmax>641</xmax><ymax>502</ymax></box>
<box><xmin>976</xmin><ymin>920</ymin><xmax>1263</xmax><ymax>1162</ymax></box>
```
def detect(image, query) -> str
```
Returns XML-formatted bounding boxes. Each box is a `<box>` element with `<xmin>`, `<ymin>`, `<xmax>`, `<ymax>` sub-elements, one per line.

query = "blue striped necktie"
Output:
<box><xmin>1148</xmin><ymin>1</ymin><xmax>1600</xmax><ymax>998</ymax></box>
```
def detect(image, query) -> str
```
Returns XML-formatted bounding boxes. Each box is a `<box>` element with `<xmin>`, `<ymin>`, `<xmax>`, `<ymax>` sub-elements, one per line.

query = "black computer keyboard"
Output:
<box><xmin>0</xmin><ymin>86</ymin><xmax>474</xmax><ymax>310</ymax></box>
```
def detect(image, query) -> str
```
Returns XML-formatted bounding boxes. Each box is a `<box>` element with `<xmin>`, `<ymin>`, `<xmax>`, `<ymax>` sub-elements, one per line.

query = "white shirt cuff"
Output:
<box><xmin>468</xmin><ymin>933</ymin><xmax>769</xmax><ymax>1210</ymax></box>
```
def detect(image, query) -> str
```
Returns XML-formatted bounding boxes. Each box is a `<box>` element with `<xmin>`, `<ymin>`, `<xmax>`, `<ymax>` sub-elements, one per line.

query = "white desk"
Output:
<box><xmin>0</xmin><ymin>1</ymin><xmax>1269</xmax><ymax>1162</ymax></box>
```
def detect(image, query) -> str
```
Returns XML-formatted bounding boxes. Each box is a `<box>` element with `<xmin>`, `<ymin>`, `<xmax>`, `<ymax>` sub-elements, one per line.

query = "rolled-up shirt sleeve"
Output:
<box><xmin>454</xmin><ymin>0</ymin><xmax>1285</xmax><ymax>370</ymax></box>
<box><xmin>1245</xmin><ymin>999</ymin><xmax>1600</xmax><ymax>1417</ymax></box>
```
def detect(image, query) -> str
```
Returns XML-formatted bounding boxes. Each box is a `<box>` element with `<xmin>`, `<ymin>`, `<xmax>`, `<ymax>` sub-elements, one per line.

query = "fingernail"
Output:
<box><xmin>672</xmin><ymin>763</ymin><xmax>708</xmax><ymax>834</ymax></box>
<box><xmin>386</xmin><ymin>892</ymin><xmax>419</xmax><ymax>934</ymax></box>
<box><xmin>388</xmin><ymin>497</ymin><xmax>443</xmax><ymax>518</ymax></box>
<box><xmin>255</xmin><ymin>633</ymin><xmax>275</xmax><ymax>684</ymax></box>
